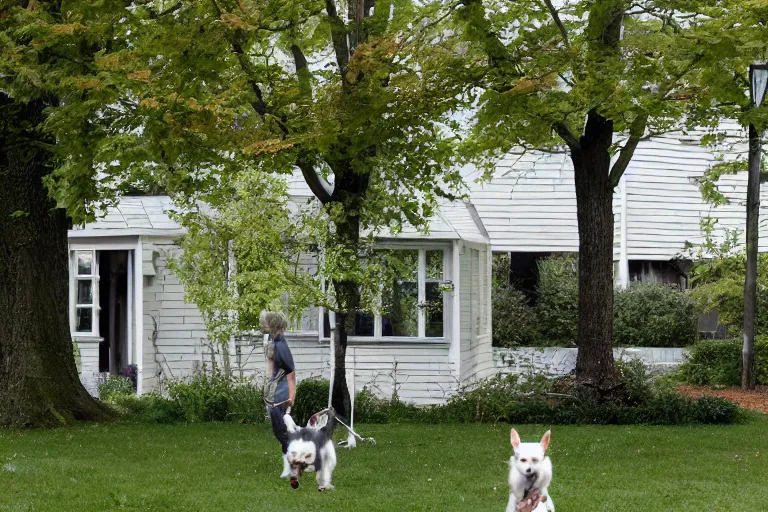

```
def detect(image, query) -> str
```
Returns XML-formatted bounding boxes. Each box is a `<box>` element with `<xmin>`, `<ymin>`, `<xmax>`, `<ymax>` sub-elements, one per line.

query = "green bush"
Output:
<box><xmin>678</xmin><ymin>338</ymin><xmax>768</xmax><ymax>386</ymax></box>
<box><xmin>105</xmin><ymin>393</ymin><xmax>185</xmax><ymax>424</ymax></box>
<box><xmin>293</xmin><ymin>379</ymin><xmax>330</xmax><ymax>426</ymax></box>
<box><xmin>492</xmin><ymin>281</ymin><xmax>538</xmax><ymax>347</ymax></box>
<box><xmin>534</xmin><ymin>254</ymin><xmax>578</xmax><ymax>346</ymax></box>
<box><xmin>613</xmin><ymin>283</ymin><xmax>697</xmax><ymax>347</ymax></box>
<box><xmin>353</xmin><ymin>387</ymin><xmax>391</xmax><ymax>424</ymax></box>
<box><xmin>688</xmin><ymin>253</ymin><xmax>768</xmax><ymax>335</ymax></box>
<box><xmin>346</xmin><ymin>363</ymin><xmax>739</xmax><ymax>426</ymax></box>
<box><xmin>98</xmin><ymin>376</ymin><xmax>134</xmax><ymax>401</ymax></box>
<box><xmin>166</xmin><ymin>371</ymin><xmax>265</xmax><ymax>423</ymax></box>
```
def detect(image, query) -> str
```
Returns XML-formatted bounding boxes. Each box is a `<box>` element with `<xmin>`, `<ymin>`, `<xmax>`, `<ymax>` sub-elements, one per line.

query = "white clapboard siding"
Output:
<box><xmin>467</xmin><ymin>151</ymin><xmax>621</xmax><ymax>253</ymax></box>
<box><xmin>624</xmin><ymin>136</ymin><xmax>768</xmax><ymax>260</ymax></box>
<box><xmin>466</xmin><ymin>131</ymin><xmax>768</xmax><ymax>261</ymax></box>
<box><xmin>141</xmin><ymin>238</ymin><xmax>209</xmax><ymax>392</ymax></box>
<box><xmin>235</xmin><ymin>339</ymin><xmax>456</xmax><ymax>405</ymax></box>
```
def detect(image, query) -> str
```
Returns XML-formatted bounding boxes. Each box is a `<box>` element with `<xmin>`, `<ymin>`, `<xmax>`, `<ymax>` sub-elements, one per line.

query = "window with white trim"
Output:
<box><xmin>321</xmin><ymin>247</ymin><xmax>448</xmax><ymax>339</ymax></box>
<box><xmin>71</xmin><ymin>250</ymin><xmax>100</xmax><ymax>336</ymax></box>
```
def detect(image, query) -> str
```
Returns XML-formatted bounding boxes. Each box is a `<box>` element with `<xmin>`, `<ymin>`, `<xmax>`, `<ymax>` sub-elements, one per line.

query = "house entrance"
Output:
<box><xmin>98</xmin><ymin>251</ymin><xmax>131</xmax><ymax>377</ymax></box>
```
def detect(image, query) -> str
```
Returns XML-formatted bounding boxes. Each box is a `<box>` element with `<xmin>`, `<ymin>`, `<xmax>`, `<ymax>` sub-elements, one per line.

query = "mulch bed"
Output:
<box><xmin>678</xmin><ymin>385</ymin><xmax>768</xmax><ymax>414</ymax></box>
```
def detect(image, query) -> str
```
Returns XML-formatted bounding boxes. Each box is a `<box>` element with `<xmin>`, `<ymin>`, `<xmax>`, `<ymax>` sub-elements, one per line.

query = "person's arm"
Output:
<box><xmin>516</xmin><ymin>490</ymin><xmax>543</xmax><ymax>512</ymax></box>
<box><xmin>287</xmin><ymin>372</ymin><xmax>296</xmax><ymax>406</ymax></box>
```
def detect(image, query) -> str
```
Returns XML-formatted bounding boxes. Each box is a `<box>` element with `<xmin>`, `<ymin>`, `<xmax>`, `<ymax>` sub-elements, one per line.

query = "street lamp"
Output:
<box><xmin>743</xmin><ymin>63</ymin><xmax>768</xmax><ymax>390</ymax></box>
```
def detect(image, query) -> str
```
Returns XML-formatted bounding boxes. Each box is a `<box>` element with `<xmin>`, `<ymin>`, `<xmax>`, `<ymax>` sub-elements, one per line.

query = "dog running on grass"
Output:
<box><xmin>507</xmin><ymin>429</ymin><xmax>555</xmax><ymax>512</ymax></box>
<box><xmin>282</xmin><ymin>409</ymin><xmax>338</xmax><ymax>492</ymax></box>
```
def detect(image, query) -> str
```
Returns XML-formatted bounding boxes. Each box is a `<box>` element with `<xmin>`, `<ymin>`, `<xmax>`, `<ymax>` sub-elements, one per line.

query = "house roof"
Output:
<box><xmin>68</xmin><ymin>188</ymin><xmax>490</xmax><ymax>245</ymax></box>
<box><xmin>69</xmin><ymin>196</ymin><xmax>184</xmax><ymax>238</ymax></box>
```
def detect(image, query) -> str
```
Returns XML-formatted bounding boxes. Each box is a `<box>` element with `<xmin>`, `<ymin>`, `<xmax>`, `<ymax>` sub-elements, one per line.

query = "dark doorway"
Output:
<box><xmin>98</xmin><ymin>251</ymin><xmax>130</xmax><ymax>375</ymax></box>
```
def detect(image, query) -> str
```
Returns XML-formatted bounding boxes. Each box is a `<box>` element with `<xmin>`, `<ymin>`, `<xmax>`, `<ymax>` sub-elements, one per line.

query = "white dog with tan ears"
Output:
<box><xmin>507</xmin><ymin>429</ymin><xmax>555</xmax><ymax>512</ymax></box>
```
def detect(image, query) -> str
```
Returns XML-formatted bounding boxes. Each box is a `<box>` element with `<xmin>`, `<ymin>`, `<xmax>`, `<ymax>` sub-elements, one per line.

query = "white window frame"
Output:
<box><xmin>69</xmin><ymin>249</ymin><xmax>101</xmax><ymax>337</ymax></box>
<box><xmin>319</xmin><ymin>243</ymin><xmax>451</xmax><ymax>343</ymax></box>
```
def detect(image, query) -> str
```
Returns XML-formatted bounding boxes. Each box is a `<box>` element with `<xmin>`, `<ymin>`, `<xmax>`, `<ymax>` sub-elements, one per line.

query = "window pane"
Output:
<box><xmin>426</xmin><ymin>250</ymin><xmax>443</xmax><ymax>281</ymax></box>
<box><xmin>425</xmin><ymin>251</ymin><xmax>444</xmax><ymax>337</ymax></box>
<box><xmin>382</xmin><ymin>250</ymin><xmax>418</xmax><ymax>337</ymax></box>
<box><xmin>77</xmin><ymin>280</ymin><xmax>93</xmax><ymax>305</ymax></box>
<box><xmin>354</xmin><ymin>312</ymin><xmax>374</xmax><ymax>336</ymax></box>
<box><xmin>77</xmin><ymin>252</ymin><xmax>93</xmax><ymax>275</ymax></box>
<box><xmin>76</xmin><ymin>308</ymin><xmax>93</xmax><ymax>333</ymax></box>
<box><xmin>322</xmin><ymin>310</ymin><xmax>374</xmax><ymax>337</ymax></box>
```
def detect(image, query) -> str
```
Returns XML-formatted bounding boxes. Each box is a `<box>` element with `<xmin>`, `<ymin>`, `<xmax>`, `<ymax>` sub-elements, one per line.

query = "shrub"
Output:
<box><xmin>98</xmin><ymin>376</ymin><xmax>134</xmax><ymax>401</ymax></box>
<box><xmin>293</xmin><ymin>379</ymin><xmax>330</xmax><ymax>426</ymax></box>
<box><xmin>492</xmin><ymin>281</ymin><xmax>539</xmax><ymax>347</ymax></box>
<box><xmin>106</xmin><ymin>393</ymin><xmax>185</xmax><ymax>424</ymax></box>
<box><xmin>688</xmin><ymin>253</ymin><xmax>768</xmax><ymax>336</ymax></box>
<box><xmin>678</xmin><ymin>338</ymin><xmax>768</xmax><ymax>386</ymax></box>
<box><xmin>353</xmin><ymin>387</ymin><xmax>391</xmax><ymax>424</ymax></box>
<box><xmin>613</xmin><ymin>283</ymin><xmax>696</xmax><ymax>347</ymax></box>
<box><xmin>166</xmin><ymin>371</ymin><xmax>265</xmax><ymax>423</ymax></box>
<box><xmin>346</xmin><ymin>362</ymin><xmax>738</xmax><ymax>425</ymax></box>
<box><xmin>534</xmin><ymin>254</ymin><xmax>578</xmax><ymax>346</ymax></box>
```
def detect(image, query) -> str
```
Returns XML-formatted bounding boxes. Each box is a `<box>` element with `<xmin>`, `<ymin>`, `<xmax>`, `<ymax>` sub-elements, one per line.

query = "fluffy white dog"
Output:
<box><xmin>507</xmin><ymin>429</ymin><xmax>554</xmax><ymax>512</ymax></box>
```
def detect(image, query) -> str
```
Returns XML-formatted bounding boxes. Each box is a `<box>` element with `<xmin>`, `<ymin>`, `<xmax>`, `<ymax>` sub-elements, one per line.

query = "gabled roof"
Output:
<box><xmin>69</xmin><ymin>196</ymin><xmax>184</xmax><ymax>238</ymax></box>
<box><xmin>68</xmin><ymin>188</ymin><xmax>490</xmax><ymax>245</ymax></box>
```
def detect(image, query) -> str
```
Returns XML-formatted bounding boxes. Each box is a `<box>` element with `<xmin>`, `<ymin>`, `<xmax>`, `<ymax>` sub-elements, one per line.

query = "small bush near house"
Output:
<box><xmin>688</xmin><ymin>253</ymin><xmax>768</xmax><ymax>336</ymax></box>
<box><xmin>292</xmin><ymin>378</ymin><xmax>330</xmax><ymax>426</ymax></box>
<box><xmin>349</xmin><ymin>360</ymin><xmax>738</xmax><ymax>426</ymax></box>
<box><xmin>492</xmin><ymin>281</ymin><xmax>538</xmax><ymax>347</ymax></box>
<box><xmin>166</xmin><ymin>371</ymin><xmax>265</xmax><ymax>423</ymax></box>
<box><xmin>535</xmin><ymin>254</ymin><xmax>579</xmax><ymax>346</ymax></box>
<box><xmin>613</xmin><ymin>283</ymin><xmax>697</xmax><ymax>347</ymax></box>
<box><xmin>491</xmin><ymin>253</ymin><xmax>697</xmax><ymax>347</ymax></box>
<box><xmin>678</xmin><ymin>338</ymin><xmax>768</xmax><ymax>386</ymax></box>
<box><xmin>98</xmin><ymin>376</ymin><xmax>134</xmax><ymax>401</ymax></box>
<box><xmin>106</xmin><ymin>392</ymin><xmax>186</xmax><ymax>424</ymax></box>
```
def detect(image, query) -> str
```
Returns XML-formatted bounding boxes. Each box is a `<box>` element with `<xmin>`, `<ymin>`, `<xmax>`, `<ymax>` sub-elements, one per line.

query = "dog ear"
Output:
<box><xmin>284</xmin><ymin>413</ymin><xmax>299</xmax><ymax>434</ymax></box>
<box><xmin>510</xmin><ymin>429</ymin><xmax>521</xmax><ymax>449</ymax></box>
<box><xmin>540</xmin><ymin>430</ymin><xmax>551</xmax><ymax>452</ymax></box>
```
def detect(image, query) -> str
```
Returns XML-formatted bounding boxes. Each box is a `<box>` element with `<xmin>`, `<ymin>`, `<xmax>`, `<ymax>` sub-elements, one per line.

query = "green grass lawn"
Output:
<box><xmin>1</xmin><ymin>417</ymin><xmax>767</xmax><ymax>511</ymax></box>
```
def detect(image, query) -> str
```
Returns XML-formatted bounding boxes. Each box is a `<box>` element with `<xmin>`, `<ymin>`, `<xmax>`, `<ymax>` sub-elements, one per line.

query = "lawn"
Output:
<box><xmin>1</xmin><ymin>417</ymin><xmax>767</xmax><ymax>511</ymax></box>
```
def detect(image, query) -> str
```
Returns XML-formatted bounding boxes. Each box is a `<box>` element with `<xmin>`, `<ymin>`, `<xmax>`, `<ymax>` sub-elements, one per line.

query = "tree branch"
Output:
<box><xmin>298</xmin><ymin>156</ymin><xmax>333</xmax><ymax>204</ymax></box>
<box><xmin>326</xmin><ymin>0</ymin><xmax>351</xmax><ymax>77</ymax></box>
<box><xmin>291</xmin><ymin>44</ymin><xmax>312</xmax><ymax>98</ymax></box>
<box><xmin>553</xmin><ymin>121</ymin><xmax>581</xmax><ymax>152</ymax></box>
<box><xmin>609</xmin><ymin>113</ymin><xmax>648</xmax><ymax>187</ymax></box>
<box><xmin>541</xmin><ymin>0</ymin><xmax>570</xmax><ymax>48</ymax></box>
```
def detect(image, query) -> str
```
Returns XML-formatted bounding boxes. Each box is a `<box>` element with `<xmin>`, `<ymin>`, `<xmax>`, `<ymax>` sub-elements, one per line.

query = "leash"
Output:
<box><xmin>308</xmin><ymin>408</ymin><xmax>377</xmax><ymax>446</ymax></box>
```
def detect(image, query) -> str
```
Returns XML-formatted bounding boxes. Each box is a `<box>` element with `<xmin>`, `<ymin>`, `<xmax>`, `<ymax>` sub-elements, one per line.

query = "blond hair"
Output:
<box><xmin>259</xmin><ymin>310</ymin><xmax>288</xmax><ymax>334</ymax></box>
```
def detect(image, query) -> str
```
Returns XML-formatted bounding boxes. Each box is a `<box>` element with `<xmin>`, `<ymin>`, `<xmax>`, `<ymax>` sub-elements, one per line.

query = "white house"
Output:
<box><xmin>68</xmin><ymin>192</ymin><xmax>494</xmax><ymax>404</ymax></box>
<box><xmin>68</xmin><ymin>127</ymin><xmax>766</xmax><ymax>403</ymax></box>
<box><xmin>468</xmin><ymin>126</ymin><xmax>768</xmax><ymax>291</ymax></box>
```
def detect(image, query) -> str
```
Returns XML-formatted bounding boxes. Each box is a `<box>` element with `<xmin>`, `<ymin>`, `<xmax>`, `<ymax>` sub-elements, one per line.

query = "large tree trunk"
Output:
<box><xmin>330</xmin><ymin>280</ymin><xmax>355</xmax><ymax>420</ymax></box>
<box><xmin>326</xmin><ymin>163</ymin><xmax>369</xmax><ymax>421</ymax></box>
<box><xmin>743</xmin><ymin>123</ymin><xmax>760</xmax><ymax>390</ymax></box>
<box><xmin>0</xmin><ymin>99</ymin><xmax>111</xmax><ymax>427</ymax></box>
<box><xmin>570</xmin><ymin>110</ymin><xmax>619</xmax><ymax>387</ymax></box>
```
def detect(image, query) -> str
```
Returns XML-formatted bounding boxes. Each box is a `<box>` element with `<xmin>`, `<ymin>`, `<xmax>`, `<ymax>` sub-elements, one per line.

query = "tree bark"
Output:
<box><xmin>743</xmin><ymin>123</ymin><xmax>760</xmax><ymax>390</ymax></box>
<box><xmin>570</xmin><ymin>110</ymin><xmax>619</xmax><ymax>386</ymax></box>
<box><xmin>0</xmin><ymin>99</ymin><xmax>111</xmax><ymax>427</ymax></box>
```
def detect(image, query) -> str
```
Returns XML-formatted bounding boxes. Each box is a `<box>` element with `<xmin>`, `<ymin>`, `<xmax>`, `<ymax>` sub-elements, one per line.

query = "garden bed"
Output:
<box><xmin>678</xmin><ymin>385</ymin><xmax>768</xmax><ymax>414</ymax></box>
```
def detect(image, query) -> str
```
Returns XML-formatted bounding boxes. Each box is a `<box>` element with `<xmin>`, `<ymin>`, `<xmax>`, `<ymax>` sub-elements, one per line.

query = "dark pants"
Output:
<box><xmin>269</xmin><ymin>404</ymin><xmax>290</xmax><ymax>453</ymax></box>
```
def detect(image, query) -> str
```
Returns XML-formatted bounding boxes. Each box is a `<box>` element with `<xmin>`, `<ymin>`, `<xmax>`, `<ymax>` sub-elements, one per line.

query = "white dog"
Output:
<box><xmin>282</xmin><ymin>411</ymin><xmax>337</xmax><ymax>492</ymax></box>
<box><xmin>507</xmin><ymin>429</ymin><xmax>555</xmax><ymax>512</ymax></box>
